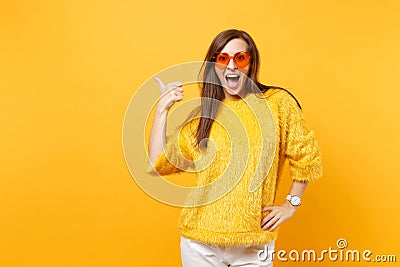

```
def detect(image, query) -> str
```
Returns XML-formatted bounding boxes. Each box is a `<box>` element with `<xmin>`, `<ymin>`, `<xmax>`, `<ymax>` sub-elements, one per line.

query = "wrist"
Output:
<box><xmin>155</xmin><ymin>107</ymin><xmax>168</xmax><ymax>118</ymax></box>
<box><xmin>284</xmin><ymin>200</ymin><xmax>298</xmax><ymax>209</ymax></box>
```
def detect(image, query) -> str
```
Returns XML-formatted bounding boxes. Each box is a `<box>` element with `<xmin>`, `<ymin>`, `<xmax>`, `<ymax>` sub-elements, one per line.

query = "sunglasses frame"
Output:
<box><xmin>212</xmin><ymin>51</ymin><xmax>251</xmax><ymax>69</ymax></box>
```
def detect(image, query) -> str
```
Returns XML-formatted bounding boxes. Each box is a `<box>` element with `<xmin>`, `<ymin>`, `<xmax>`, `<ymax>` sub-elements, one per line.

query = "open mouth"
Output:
<box><xmin>225</xmin><ymin>74</ymin><xmax>241</xmax><ymax>89</ymax></box>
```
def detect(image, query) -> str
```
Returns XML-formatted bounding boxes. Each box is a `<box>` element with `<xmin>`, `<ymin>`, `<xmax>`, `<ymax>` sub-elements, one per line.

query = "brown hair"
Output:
<box><xmin>191</xmin><ymin>29</ymin><xmax>301</xmax><ymax>149</ymax></box>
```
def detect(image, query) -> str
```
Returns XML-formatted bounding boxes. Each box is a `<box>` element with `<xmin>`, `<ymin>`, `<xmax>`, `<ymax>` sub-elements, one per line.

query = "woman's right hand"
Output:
<box><xmin>147</xmin><ymin>77</ymin><xmax>184</xmax><ymax>168</ymax></box>
<box><xmin>154</xmin><ymin>77</ymin><xmax>184</xmax><ymax>114</ymax></box>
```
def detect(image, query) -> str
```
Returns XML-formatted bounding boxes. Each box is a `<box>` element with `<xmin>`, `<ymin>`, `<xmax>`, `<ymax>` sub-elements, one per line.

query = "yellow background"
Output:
<box><xmin>1</xmin><ymin>0</ymin><xmax>399</xmax><ymax>266</ymax></box>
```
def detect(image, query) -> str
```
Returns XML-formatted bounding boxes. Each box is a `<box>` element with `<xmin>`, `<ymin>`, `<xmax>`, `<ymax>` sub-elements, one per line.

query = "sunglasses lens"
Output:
<box><xmin>215</xmin><ymin>53</ymin><xmax>229</xmax><ymax>69</ymax></box>
<box><xmin>234</xmin><ymin>52</ymin><xmax>250</xmax><ymax>68</ymax></box>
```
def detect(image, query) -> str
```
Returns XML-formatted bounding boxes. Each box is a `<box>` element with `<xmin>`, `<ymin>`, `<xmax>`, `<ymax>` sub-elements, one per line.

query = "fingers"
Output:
<box><xmin>261</xmin><ymin>204</ymin><xmax>295</xmax><ymax>231</ymax></box>
<box><xmin>261</xmin><ymin>209</ymin><xmax>275</xmax><ymax>225</ymax></box>
<box><xmin>172</xmin><ymin>89</ymin><xmax>184</xmax><ymax>101</ymax></box>
<box><xmin>261</xmin><ymin>210</ymin><xmax>277</xmax><ymax>231</ymax></box>
<box><xmin>260</xmin><ymin>206</ymin><xmax>275</xmax><ymax>228</ymax></box>
<box><xmin>160</xmin><ymin>89</ymin><xmax>183</xmax><ymax>107</ymax></box>
<box><xmin>262</xmin><ymin>214</ymin><xmax>280</xmax><ymax>231</ymax></box>
<box><xmin>166</xmin><ymin>85</ymin><xmax>183</xmax><ymax>100</ymax></box>
<box><xmin>269</xmin><ymin>218</ymin><xmax>284</xmax><ymax>231</ymax></box>
<box><xmin>174</xmin><ymin>87</ymin><xmax>184</xmax><ymax>93</ymax></box>
<box><xmin>165</xmin><ymin>82</ymin><xmax>183</xmax><ymax>98</ymax></box>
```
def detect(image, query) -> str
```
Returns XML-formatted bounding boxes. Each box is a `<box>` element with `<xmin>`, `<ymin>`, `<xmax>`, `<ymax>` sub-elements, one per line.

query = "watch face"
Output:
<box><xmin>291</xmin><ymin>196</ymin><xmax>301</xmax><ymax>206</ymax></box>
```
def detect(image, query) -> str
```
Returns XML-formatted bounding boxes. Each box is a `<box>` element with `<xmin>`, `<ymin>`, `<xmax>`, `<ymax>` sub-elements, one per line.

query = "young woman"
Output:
<box><xmin>146</xmin><ymin>29</ymin><xmax>322</xmax><ymax>267</ymax></box>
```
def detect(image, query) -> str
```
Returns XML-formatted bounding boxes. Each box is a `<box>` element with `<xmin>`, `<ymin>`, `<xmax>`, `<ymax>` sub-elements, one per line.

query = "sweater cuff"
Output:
<box><xmin>288</xmin><ymin>156</ymin><xmax>323</xmax><ymax>182</ymax></box>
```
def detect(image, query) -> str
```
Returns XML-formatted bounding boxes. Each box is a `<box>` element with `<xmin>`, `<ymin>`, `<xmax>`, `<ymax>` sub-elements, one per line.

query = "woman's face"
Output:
<box><xmin>214</xmin><ymin>38</ymin><xmax>250</xmax><ymax>100</ymax></box>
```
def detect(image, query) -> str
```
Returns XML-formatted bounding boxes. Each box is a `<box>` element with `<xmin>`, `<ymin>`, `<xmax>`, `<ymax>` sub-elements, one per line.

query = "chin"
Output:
<box><xmin>223</xmin><ymin>87</ymin><xmax>245</xmax><ymax>98</ymax></box>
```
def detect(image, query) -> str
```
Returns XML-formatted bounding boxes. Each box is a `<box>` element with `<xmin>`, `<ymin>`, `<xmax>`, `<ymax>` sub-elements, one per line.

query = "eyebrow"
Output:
<box><xmin>217</xmin><ymin>51</ymin><xmax>248</xmax><ymax>55</ymax></box>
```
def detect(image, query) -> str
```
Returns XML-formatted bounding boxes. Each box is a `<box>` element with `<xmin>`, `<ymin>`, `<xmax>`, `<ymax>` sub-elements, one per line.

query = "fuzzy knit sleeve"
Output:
<box><xmin>281</xmin><ymin>91</ymin><xmax>323</xmax><ymax>182</ymax></box>
<box><xmin>145</xmin><ymin>122</ymin><xmax>195</xmax><ymax>176</ymax></box>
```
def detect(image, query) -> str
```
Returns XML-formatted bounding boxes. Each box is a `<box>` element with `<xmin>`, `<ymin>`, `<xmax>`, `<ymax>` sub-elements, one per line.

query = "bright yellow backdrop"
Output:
<box><xmin>1</xmin><ymin>0</ymin><xmax>399</xmax><ymax>266</ymax></box>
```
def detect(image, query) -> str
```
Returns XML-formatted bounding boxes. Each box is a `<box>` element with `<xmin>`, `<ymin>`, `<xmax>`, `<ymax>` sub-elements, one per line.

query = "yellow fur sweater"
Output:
<box><xmin>146</xmin><ymin>88</ymin><xmax>322</xmax><ymax>246</ymax></box>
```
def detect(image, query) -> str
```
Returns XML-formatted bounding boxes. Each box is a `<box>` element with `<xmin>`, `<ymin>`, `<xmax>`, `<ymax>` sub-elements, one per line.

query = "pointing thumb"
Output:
<box><xmin>154</xmin><ymin>77</ymin><xmax>167</xmax><ymax>94</ymax></box>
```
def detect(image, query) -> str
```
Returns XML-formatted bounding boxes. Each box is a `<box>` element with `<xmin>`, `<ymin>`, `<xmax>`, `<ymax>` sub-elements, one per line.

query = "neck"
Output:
<box><xmin>224</xmin><ymin>91</ymin><xmax>248</xmax><ymax>101</ymax></box>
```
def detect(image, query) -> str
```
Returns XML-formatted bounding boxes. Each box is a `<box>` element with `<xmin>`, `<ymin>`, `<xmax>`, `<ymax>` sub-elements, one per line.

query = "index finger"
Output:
<box><xmin>167</xmin><ymin>81</ymin><xmax>183</xmax><ymax>89</ymax></box>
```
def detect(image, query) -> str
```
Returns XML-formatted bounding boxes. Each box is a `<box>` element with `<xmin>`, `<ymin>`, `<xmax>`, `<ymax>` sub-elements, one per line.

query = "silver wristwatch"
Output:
<box><xmin>286</xmin><ymin>194</ymin><xmax>301</xmax><ymax>206</ymax></box>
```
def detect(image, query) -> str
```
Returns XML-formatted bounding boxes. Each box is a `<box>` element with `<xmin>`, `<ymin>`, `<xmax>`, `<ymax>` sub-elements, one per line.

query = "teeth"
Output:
<box><xmin>226</xmin><ymin>74</ymin><xmax>239</xmax><ymax>78</ymax></box>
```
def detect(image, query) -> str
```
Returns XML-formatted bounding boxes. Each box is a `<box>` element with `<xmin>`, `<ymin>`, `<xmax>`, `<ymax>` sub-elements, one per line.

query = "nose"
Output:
<box><xmin>227</xmin><ymin>58</ymin><xmax>237</xmax><ymax>70</ymax></box>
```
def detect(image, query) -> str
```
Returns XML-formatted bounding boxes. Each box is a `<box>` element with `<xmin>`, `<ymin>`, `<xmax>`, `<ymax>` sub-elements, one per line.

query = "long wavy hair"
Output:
<box><xmin>191</xmin><ymin>29</ymin><xmax>301</xmax><ymax>149</ymax></box>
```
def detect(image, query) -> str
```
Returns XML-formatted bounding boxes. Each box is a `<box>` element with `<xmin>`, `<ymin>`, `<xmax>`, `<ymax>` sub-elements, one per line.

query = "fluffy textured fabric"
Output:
<box><xmin>146</xmin><ymin>88</ymin><xmax>322</xmax><ymax>246</ymax></box>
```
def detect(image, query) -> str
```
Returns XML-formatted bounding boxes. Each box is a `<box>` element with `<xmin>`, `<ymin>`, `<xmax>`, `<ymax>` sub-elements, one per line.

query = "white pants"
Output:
<box><xmin>180</xmin><ymin>236</ymin><xmax>275</xmax><ymax>267</ymax></box>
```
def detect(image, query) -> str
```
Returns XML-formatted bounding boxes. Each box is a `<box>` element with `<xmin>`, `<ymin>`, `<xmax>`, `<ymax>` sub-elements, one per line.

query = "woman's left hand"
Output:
<box><xmin>261</xmin><ymin>202</ymin><xmax>297</xmax><ymax>231</ymax></box>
